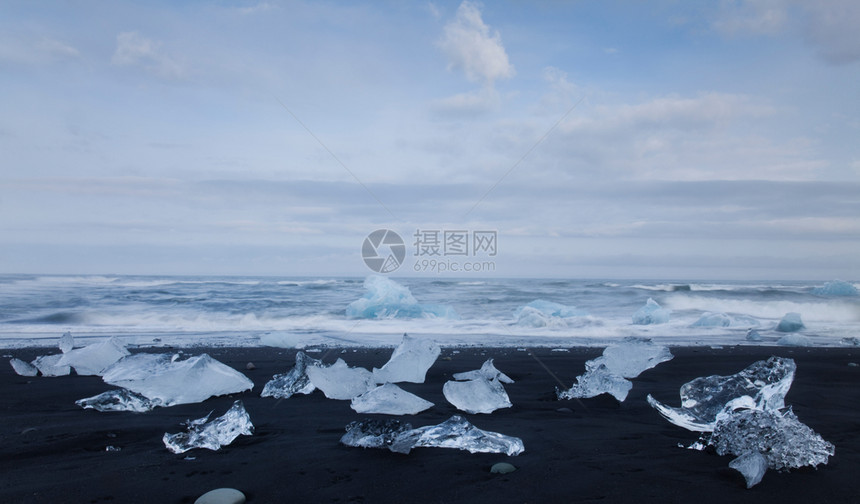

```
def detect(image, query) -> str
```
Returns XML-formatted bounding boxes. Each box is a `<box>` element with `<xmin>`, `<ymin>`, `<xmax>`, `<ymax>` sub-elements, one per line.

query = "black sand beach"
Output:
<box><xmin>1</xmin><ymin>346</ymin><xmax>858</xmax><ymax>503</ymax></box>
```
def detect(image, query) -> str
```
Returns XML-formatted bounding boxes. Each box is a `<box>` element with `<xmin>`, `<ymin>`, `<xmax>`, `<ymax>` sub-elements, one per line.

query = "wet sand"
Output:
<box><xmin>1</xmin><ymin>345</ymin><xmax>858</xmax><ymax>503</ymax></box>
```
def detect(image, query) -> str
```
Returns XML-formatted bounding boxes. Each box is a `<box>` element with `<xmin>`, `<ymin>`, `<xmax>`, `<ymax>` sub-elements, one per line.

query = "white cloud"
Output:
<box><xmin>713</xmin><ymin>0</ymin><xmax>787</xmax><ymax>36</ymax></box>
<box><xmin>112</xmin><ymin>31</ymin><xmax>185</xmax><ymax>79</ymax></box>
<box><xmin>801</xmin><ymin>0</ymin><xmax>860</xmax><ymax>63</ymax></box>
<box><xmin>432</xmin><ymin>87</ymin><xmax>500</xmax><ymax>115</ymax></box>
<box><xmin>437</xmin><ymin>1</ymin><xmax>515</xmax><ymax>86</ymax></box>
<box><xmin>37</xmin><ymin>38</ymin><xmax>81</xmax><ymax>59</ymax></box>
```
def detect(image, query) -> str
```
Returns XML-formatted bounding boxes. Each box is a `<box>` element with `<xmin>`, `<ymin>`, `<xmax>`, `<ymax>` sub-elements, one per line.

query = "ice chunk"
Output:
<box><xmin>9</xmin><ymin>358</ymin><xmax>38</xmax><ymax>377</ymax></box>
<box><xmin>31</xmin><ymin>354</ymin><xmax>71</xmax><ymax>376</ymax></box>
<box><xmin>841</xmin><ymin>337</ymin><xmax>860</xmax><ymax>347</ymax></box>
<box><xmin>632</xmin><ymin>298</ymin><xmax>670</xmax><ymax>325</ymax></box>
<box><xmin>745</xmin><ymin>328</ymin><xmax>762</xmax><ymax>342</ymax></box>
<box><xmin>557</xmin><ymin>338</ymin><xmax>673</xmax><ymax>402</ymax></box>
<box><xmin>372</xmin><ymin>334</ymin><xmax>440</xmax><ymax>384</ymax></box>
<box><xmin>711</xmin><ymin>407</ymin><xmax>835</xmax><ymax>471</ymax></box>
<box><xmin>350</xmin><ymin>383</ymin><xmax>434</xmax><ymax>415</ymax></box>
<box><xmin>261</xmin><ymin>351</ymin><xmax>322</xmax><ymax>398</ymax></box>
<box><xmin>557</xmin><ymin>364</ymin><xmax>633</xmax><ymax>402</ymax></box>
<box><xmin>691</xmin><ymin>312</ymin><xmax>732</xmax><ymax>327</ymax></box>
<box><xmin>163</xmin><ymin>400</ymin><xmax>253</xmax><ymax>454</ymax></box>
<box><xmin>812</xmin><ymin>280</ymin><xmax>859</xmax><ymax>297</ymax></box>
<box><xmin>443</xmin><ymin>374</ymin><xmax>512</xmax><ymax>414</ymax></box>
<box><xmin>592</xmin><ymin>338</ymin><xmax>674</xmax><ymax>378</ymax></box>
<box><xmin>346</xmin><ymin>275</ymin><xmax>457</xmax><ymax>319</ymax></box>
<box><xmin>776</xmin><ymin>312</ymin><xmax>804</xmax><ymax>332</ymax></box>
<box><xmin>102</xmin><ymin>353</ymin><xmax>254</xmax><ymax>407</ymax></box>
<box><xmin>729</xmin><ymin>451</ymin><xmax>768</xmax><ymax>488</ymax></box>
<box><xmin>777</xmin><ymin>333</ymin><xmax>813</xmax><ymax>347</ymax></box>
<box><xmin>76</xmin><ymin>388</ymin><xmax>158</xmax><ymax>412</ymax></box>
<box><xmin>57</xmin><ymin>337</ymin><xmax>129</xmax><ymax>376</ymax></box>
<box><xmin>646</xmin><ymin>356</ymin><xmax>796</xmax><ymax>432</ymax></box>
<box><xmin>341</xmin><ymin>415</ymin><xmax>524</xmax><ymax>456</ymax></box>
<box><xmin>453</xmin><ymin>359</ymin><xmax>514</xmax><ymax>384</ymax></box>
<box><xmin>59</xmin><ymin>331</ymin><xmax>74</xmax><ymax>353</ymax></box>
<box><xmin>306</xmin><ymin>358</ymin><xmax>375</xmax><ymax>400</ymax></box>
<box><xmin>340</xmin><ymin>418</ymin><xmax>413</xmax><ymax>449</ymax></box>
<box><xmin>514</xmin><ymin>299</ymin><xmax>587</xmax><ymax>327</ymax></box>
<box><xmin>394</xmin><ymin>416</ymin><xmax>524</xmax><ymax>456</ymax></box>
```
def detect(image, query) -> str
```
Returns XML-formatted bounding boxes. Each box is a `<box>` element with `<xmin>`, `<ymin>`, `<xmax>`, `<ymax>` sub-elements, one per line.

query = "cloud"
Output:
<box><xmin>111</xmin><ymin>31</ymin><xmax>185</xmax><ymax>79</ymax></box>
<box><xmin>801</xmin><ymin>0</ymin><xmax>860</xmax><ymax>63</ymax></box>
<box><xmin>37</xmin><ymin>38</ymin><xmax>81</xmax><ymax>59</ymax></box>
<box><xmin>431</xmin><ymin>87</ymin><xmax>500</xmax><ymax>116</ymax></box>
<box><xmin>437</xmin><ymin>1</ymin><xmax>515</xmax><ymax>86</ymax></box>
<box><xmin>712</xmin><ymin>0</ymin><xmax>787</xmax><ymax>36</ymax></box>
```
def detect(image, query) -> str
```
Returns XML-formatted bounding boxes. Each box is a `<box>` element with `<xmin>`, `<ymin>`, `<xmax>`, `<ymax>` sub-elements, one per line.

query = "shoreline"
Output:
<box><xmin>2</xmin><ymin>346</ymin><xmax>858</xmax><ymax>503</ymax></box>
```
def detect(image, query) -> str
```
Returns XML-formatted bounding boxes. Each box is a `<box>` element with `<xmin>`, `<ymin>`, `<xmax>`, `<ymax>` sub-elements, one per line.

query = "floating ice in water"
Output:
<box><xmin>350</xmin><ymin>383</ymin><xmax>434</xmax><ymax>415</ymax></box>
<box><xmin>306</xmin><ymin>358</ymin><xmax>375</xmax><ymax>400</ymax></box>
<box><xmin>341</xmin><ymin>415</ymin><xmax>524</xmax><ymax>456</ymax></box>
<box><xmin>163</xmin><ymin>400</ymin><xmax>254</xmax><ymax>454</ymax></box>
<box><xmin>31</xmin><ymin>354</ymin><xmax>71</xmax><ymax>377</ymax></box>
<box><xmin>58</xmin><ymin>331</ymin><xmax>74</xmax><ymax>353</ymax></box>
<box><xmin>261</xmin><ymin>351</ymin><xmax>322</xmax><ymax>399</ymax></box>
<box><xmin>632</xmin><ymin>298</ymin><xmax>670</xmax><ymax>325</ymax></box>
<box><xmin>9</xmin><ymin>358</ymin><xmax>38</xmax><ymax>377</ymax></box>
<box><xmin>729</xmin><ymin>451</ymin><xmax>768</xmax><ymax>488</ymax></box>
<box><xmin>346</xmin><ymin>275</ymin><xmax>457</xmax><ymax>319</ymax></box>
<box><xmin>443</xmin><ymin>359</ymin><xmax>513</xmax><ymax>414</ymax></box>
<box><xmin>76</xmin><ymin>388</ymin><xmax>157</xmax><ymax>412</ymax></box>
<box><xmin>841</xmin><ymin>337</ymin><xmax>860</xmax><ymax>347</ymax></box>
<box><xmin>691</xmin><ymin>312</ymin><xmax>732</xmax><ymax>327</ymax></box>
<box><xmin>646</xmin><ymin>356</ymin><xmax>796</xmax><ymax>432</ymax></box>
<box><xmin>558</xmin><ymin>338</ymin><xmax>673</xmax><ymax>402</ymax></box>
<box><xmin>745</xmin><ymin>328</ymin><xmax>762</xmax><ymax>342</ymax></box>
<box><xmin>711</xmin><ymin>407</ymin><xmax>835</xmax><ymax>472</ymax></box>
<box><xmin>514</xmin><ymin>299</ymin><xmax>587</xmax><ymax>327</ymax></box>
<box><xmin>102</xmin><ymin>353</ymin><xmax>254</xmax><ymax>407</ymax></box>
<box><xmin>453</xmin><ymin>359</ymin><xmax>514</xmax><ymax>384</ymax></box>
<box><xmin>372</xmin><ymin>334</ymin><xmax>440</xmax><ymax>384</ymax></box>
<box><xmin>557</xmin><ymin>364</ymin><xmax>633</xmax><ymax>402</ymax></box>
<box><xmin>57</xmin><ymin>337</ymin><xmax>129</xmax><ymax>376</ymax></box>
<box><xmin>776</xmin><ymin>312</ymin><xmax>804</xmax><ymax>332</ymax></box>
<box><xmin>777</xmin><ymin>333</ymin><xmax>813</xmax><ymax>347</ymax></box>
<box><xmin>812</xmin><ymin>280</ymin><xmax>859</xmax><ymax>297</ymax></box>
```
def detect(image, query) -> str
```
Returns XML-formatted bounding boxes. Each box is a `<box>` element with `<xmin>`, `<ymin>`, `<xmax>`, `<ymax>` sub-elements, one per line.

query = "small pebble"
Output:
<box><xmin>490</xmin><ymin>462</ymin><xmax>517</xmax><ymax>474</ymax></box>
<box><xmin>245</xmin><ymin>362</ymin><xmax>256</xmax><ymax>370</ymax></box>
<box><xmin>556</xmin><ymin>407</ymin><xmax>573</xmax><ymax>414</ymax></box>
<box><xmin>195</xmin><ymin>488</ymin><xmax>246</xmax><ymax>504</ymax></box>
<box><xmin>848</xmin><ymin>362</ymin><xmax>858</xmax><ymax>367</ymax></box>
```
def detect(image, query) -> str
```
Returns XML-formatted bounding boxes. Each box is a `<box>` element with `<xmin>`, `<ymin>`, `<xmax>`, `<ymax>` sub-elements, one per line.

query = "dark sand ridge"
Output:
<box><xmin>1</xmin><ymin>346</ymin><xmax>857</xmax><ymax>503</ymax></box>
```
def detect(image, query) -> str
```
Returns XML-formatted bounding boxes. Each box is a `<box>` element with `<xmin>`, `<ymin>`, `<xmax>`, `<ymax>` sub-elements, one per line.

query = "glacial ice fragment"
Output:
<box><xmin>31</xmin><ymin>354</ymin><xmax>71</xmax><ymax>376</ymax></box>
<box><xmin>57</xmin><ymin>337</ymin><xmax>129</xmax><ymax>376</ymax></box>
<box><xmin>9</xmin><ymin>358</ymin><xmax>38</xmax><ymax>376</ymax></box>
<box><xmin>557</xmin><ymin>364</ymin><xmax>633</xmax><ymax>402</ymax></box>
<box><xmin>514</xmin><ymin>299</ymin><xmax>587</xmax><ymax>327</ymax></box>
<box><xmin>691</xmin><ymin>312</ymin><xmax>732</xmax><ymax>327</ymax></box>
<box><xmin>776</xmin><ymin>312</ymin><xmax>804</xmax><ymax>332</ymax></box>
<box><xmin>163</xmin><ymin>400</ymin><xmax>254</xmax><ymax>454</ymax></box>
<box><xmin>59</xmin><ymin>331</ymin><xmax>74</xmax><ymax>353</ymax></box>
<box><xmin>341</xmin><ymin>416</ymin><xmax>524</xmax><ymax>456</ymax></box>
<box><xmin>443</xmin><ymin>375</ymin><xmax>512</xmax><ymax>414</ymax></box>
<box><xmin>340</xmin><ymin>418</ymin><xmax>413</xmax><ymax>449</ymax></box>
<box><xmin>346</xmin><ymin>275</ymin><xmax>457</xmax><ymax>319</ymax></box>
<box><xmin>711</xmin><ymin>407</ymin><xmax>834</xmax><ymax>471</ymax></box>
<box><xmin>777</xmin><ymin>333</ymin><xmax>813</xmax><ymax>347</ymax></box>
<box><xmin>350</xmin><ymin>383</ymin><xmax>434</xmax><ymax>415</ymax></box>
<box><xmin>729</xmin><ymin>451</ymin><xmax>768</xmax><ymax>488</ymax></box>
<box><xmin>372</xmin><ymin>334</ymin><xmax>440</xmax><ymax>384</ymax></box>
<box><xmin>102</xmin><ymin>353</ymin><xmax>254</xmax><ymax>407</ymax></box>
<box><xmin>745</xmin><ymin>328</ymin><xmax>762</xmax><ymax>342</ymax></box>
<box><xmin>306</xmin><ymin>358</ymin><xmax>375</xmax><ymax>400</ymax></box>
<box><xmin>453</xmin><ymin>359</ymin><xmax>514</xmax><ymax>384</ymax></box>
<box><xmin>811</xmin><ymin>280</ymin><xmax>859</xmax><ymax>297</ymax></box>
<box><xmin>261</xmin><ymin>351</ymin><xmax>322</xmax><ymax>398</ymax></box>
<box><xmin>558</xmin><ymin>338</ymin><xmax>673</xmax><ymax>402</ymax></box>
<box><xmin>76</xmin><ymin>388</ymin><xmax>158</xmax><ymax>412</ymax></box>
<box><xmin>632</xmin><ymin>298</ymin><xmax>670</xmax><ymax>325</ymax></box>
<box><xmin>646</xmin><ymin>356</ymin><xmax>796</xmax><ymax>432</ymax></box>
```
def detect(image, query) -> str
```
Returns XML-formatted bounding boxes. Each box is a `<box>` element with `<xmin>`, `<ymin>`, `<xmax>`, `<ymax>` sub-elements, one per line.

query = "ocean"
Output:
<box><xmin>0</xmin><ymin>274</ymin><xmax>857</xmax><ymax>349</ymax></box>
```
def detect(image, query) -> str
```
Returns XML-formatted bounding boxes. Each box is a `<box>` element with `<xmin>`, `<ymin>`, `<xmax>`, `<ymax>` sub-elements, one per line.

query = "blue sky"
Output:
<box><xmin>1</xmin><ymin>0</ymin><xmax>858</xmax><ymax>279</ymax></box>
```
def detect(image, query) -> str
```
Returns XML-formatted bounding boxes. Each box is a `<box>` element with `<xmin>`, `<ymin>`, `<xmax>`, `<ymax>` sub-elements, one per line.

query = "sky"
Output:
<box><xmin>1</xmin><ymin>0</ymin><xmax>859</xmax><ymax>280</ymax></box>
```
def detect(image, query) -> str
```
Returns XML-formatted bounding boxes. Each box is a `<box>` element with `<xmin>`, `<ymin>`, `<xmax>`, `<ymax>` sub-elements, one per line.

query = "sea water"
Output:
<box><xmin>0</xmin><ymin>274</ymin><xmax>858</xmax><ymax>349</ymax></box>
